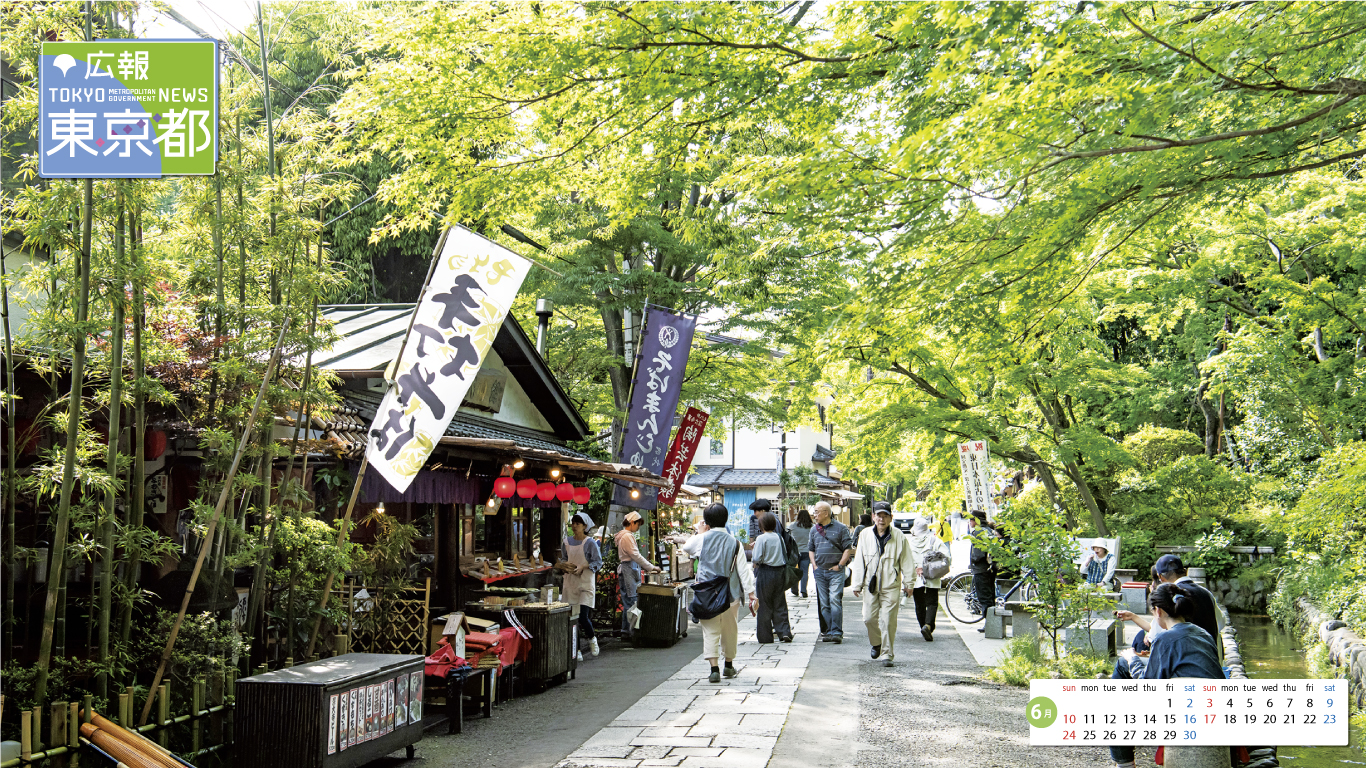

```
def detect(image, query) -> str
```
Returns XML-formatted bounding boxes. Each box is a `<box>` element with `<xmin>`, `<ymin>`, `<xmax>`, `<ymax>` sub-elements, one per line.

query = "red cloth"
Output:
<box><xmin>495</xmin><ymin>627</ymin><xmax>530</xmax><ymax>665</ymax></box>
<box><xmin>1121</xmin><ymin>581</ymin><xmax>1150</xmax><ymax>588</ymax></box>
<box><xmin>464</xmin><ymin>631</ymin><xmax>501</xmax><ymax>651</ymax></box>
<box><xmin>423</xmin><ymin>637</ymin><xmax>470</xmax><ymax>678</ymax></box>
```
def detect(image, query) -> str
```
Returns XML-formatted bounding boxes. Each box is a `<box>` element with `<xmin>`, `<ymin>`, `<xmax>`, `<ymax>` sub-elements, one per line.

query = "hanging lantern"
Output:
<box><xmin>517</xmin><ymin>478</ymin><xmax>538</xmax><ymax>498</ymax></box>
<box><xmin>536</xmin><ymin>482</ymin><xmax>557</xmax><ymax>501</ymax></box>
<box><xmin>573</xmin><ymin>486</ymin><xmax>591</xmax><ymax>505</ymax></box>
<box><xmin>494</xmin><ymin>477</ymin><xmax>517</xmax><ymax>499</ymax></box>
<box><xmin>144</xmin><ymin>428</ymin><xmax>168</xmax><ymax>460</ymax></box>
<box><xmin>556</xmin><ymin>483</ymin><xmax>575</xmax><ymax>502</ymax></box>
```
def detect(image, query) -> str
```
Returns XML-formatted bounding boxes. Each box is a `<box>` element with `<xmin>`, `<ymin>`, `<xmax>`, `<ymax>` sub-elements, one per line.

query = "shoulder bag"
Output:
<box><xmin>689</xmin><ymin>536</ymin><xmax>739</xmax><ymax>621</ymax></box>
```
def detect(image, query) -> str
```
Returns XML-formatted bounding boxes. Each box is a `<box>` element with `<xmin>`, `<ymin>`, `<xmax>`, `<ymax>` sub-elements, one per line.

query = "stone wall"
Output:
<box><xmin>1220</xmin><ymin>605</ymin><xmax>1248</xmax><ymax>679</ymax></box>
<box><xmin>1288</xmin><ymin>596</ymin><xmax>1366</xmax><ymax>708</ymax></box>
<box><xmin>1209</xmin><ymin>577</ymin><xmax>1268</xmax><ymax>612</ymax></box>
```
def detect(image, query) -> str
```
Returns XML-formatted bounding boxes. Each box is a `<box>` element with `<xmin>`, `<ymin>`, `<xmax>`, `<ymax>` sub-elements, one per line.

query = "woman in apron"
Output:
<box><xmin>560</xmin><ymin>511</ymin><xmax>603</xmax><ymax>659</ymax></box>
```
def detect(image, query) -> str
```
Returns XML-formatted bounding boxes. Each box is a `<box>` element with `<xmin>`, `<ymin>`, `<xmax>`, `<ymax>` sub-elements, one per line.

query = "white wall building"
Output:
<box><xmin>686</xmin><ymin>418</ymin><xmax>861</xmax><ymax>530</ymax></box>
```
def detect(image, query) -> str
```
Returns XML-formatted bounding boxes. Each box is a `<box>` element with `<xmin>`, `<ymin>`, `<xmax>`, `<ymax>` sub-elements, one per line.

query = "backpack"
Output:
<box><xmin>779</xmin><ymin>526</ymin><xmax>801</xmax><ymax>591</ymax></box>
<box><xmin>922</xmin><ymin>550</ymin><xmax>951</xmax><ymax>581</ymax></box>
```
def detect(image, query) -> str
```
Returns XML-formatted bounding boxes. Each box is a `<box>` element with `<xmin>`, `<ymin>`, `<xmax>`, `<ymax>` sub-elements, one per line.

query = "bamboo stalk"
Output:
<box><xmin>1</xmin><ymin>228</ymin><xmax>17</xmax><ymax>660</ymax></box>
<box><xmin>285</xmin><ymin>227</ymin><xmax>323</xmax><ymax>660</ymax></box>
<box><xmin>120</xmin><ymin>201</ymin><xmax>145</xmax><ymax>646</ymax></box>
<box><xmin>138</xmin><ymin>320</ymin><xmax>291</xmax><ymax>726</ymax></box>
<box><xmin>98</xmin><ymin>194</ymin><xmax>127</xmax><ymax>701</ymax></box>
<box><xmin>35</xmin><ymin>159</ymin><xmax>94</xmax><ymax>706</ymax></box>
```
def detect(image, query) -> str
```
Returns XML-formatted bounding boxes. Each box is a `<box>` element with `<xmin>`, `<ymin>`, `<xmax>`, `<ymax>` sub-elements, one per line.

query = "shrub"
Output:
<box><xmin>1190</xmin><ymin>525</ymin><xmax>1238</xmax><ymax>582</ymax></box>
<box><xmin>1266</xmin><ymin>442</ymin><xmax>1366</xmax><ymax>629</ymax></box>
<box><xmin>986</xmin><ymin>636</ymin><xmax>1112</xmax><ymax>687</ymax></box>
<box><xmin>1122</xmin><ymin>425</ymin><xmax>1203</xmax><ymax>473</ymax></box>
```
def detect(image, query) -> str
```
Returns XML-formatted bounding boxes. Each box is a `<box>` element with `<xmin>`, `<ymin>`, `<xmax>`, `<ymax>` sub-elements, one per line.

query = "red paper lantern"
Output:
<box><xmin>573</xmin><ymin>486</ymin><xmax>591</xmax><ymax>505</ymax></box>
<box><xmin>516</xmin><ymin>478</ymin><xmax>538</xmax><ymax>499</ymax></box>
<box><xmin>556</xmin><ymin>483</ymin><xmax>575</xmax><ymax>502</ymax></box>
<box><xmin>536</xmin><ymin>482</ymin><xmax>557</xmax><ymax>501</ymax></box>
<box><xmin>144</xmin><ymin>428</ymin><xmax>167</xmax><ymax>460</ymax></box>
<box><xmin>494</xmin><ymin>477</ymin><xmax>517</xmax><ymax>499</ymax></box>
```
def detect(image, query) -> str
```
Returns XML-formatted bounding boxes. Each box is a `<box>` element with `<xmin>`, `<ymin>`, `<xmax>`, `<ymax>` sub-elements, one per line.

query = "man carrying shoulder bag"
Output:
<box><xmin>689</xmin><ymin>503</ymin><xmax>757</xmax><ymax>683</ymax></box>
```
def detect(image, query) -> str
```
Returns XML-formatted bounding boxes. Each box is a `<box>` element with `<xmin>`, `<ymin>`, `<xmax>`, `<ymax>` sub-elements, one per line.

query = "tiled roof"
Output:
<box><xmin>309</xmin><ymin>304</ymin><xmax>589</xmax><ymax>441</ymax></box>
<box><xmin>332</xmin><ymin>389</ymin><xmax>592</xmax><ymax>460</ymax></box>
<box><xmin>684</xmin><ymin>465</ymin><xmax>728</xmax><ymax>487</ymax></box>
<box><xmin>812</xmin><ymin>445</ymin><xmax>837</xmax><ymax>462</ymax></box>
<box><xmin>683</xmin><ymin>467</ymin><xmax>843</xmax><ymax>489</ymax></box>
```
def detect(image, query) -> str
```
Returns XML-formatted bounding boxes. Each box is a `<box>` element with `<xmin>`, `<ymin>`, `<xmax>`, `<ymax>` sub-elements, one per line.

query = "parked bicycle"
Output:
<box><xmin>943</xmin><ymin>567</ymin><xmax>1039</xmax><ymax>624</ymax></box>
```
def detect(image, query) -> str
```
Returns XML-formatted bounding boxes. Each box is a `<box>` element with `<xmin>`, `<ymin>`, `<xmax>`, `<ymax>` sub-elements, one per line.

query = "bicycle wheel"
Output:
<box><xmin>944</xmin><ymin>573</ymin><xmax>985</xmax><ymax>624</ymax></box>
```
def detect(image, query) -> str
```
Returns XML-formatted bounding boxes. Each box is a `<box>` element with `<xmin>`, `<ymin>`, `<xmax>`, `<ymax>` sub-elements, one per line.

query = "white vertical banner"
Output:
<box><xmin>365</xmin><ymin>225</ymin><xmax>532</xmax><ymax>492</ymax></box>
<box><xmin>957</xmin><ymin>440</ymin><xmax>993</xmax><ymax>516</ymax></box>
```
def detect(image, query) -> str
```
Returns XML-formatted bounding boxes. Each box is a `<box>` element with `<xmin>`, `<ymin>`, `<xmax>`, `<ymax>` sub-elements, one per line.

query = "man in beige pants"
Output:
<box><xmin>851</xmin><ymin>503</ymin><xmax>916</xmax><ymax>666</ymax></box>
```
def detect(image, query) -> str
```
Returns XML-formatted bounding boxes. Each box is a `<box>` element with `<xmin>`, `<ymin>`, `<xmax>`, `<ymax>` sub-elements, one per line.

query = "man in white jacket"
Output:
<box><xmin>851</xmin><ymin>504</ymin><xmax>917</xmax><ymax>666</ymax></box>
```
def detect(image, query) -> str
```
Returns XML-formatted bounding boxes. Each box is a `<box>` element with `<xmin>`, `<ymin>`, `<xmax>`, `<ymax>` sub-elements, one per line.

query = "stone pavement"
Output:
<box><xmin>557</xmin><ymin>600</ymin><xmax>818</xmax><ymax>768</ymax></box>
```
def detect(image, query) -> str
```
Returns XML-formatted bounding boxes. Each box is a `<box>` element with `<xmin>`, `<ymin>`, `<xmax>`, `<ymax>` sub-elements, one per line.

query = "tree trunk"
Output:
<box><xmin>598</xmin><ymin>302</ymin><xmax>629</xmax><ymax>456</ymax></box>
<box><xmin>36</xmin><ymin>174</ymin><xmax>94</xmax><ymax>705</ymax></box>
<box><xmin>1028</xmin><ymin>462</ymin><xmax>1075</xmax><ymax>529</ymax></box>
<box><xmin>1061</xmin><ymin>461</ymin><xmax>1109</xmax><ymax>537</ymax></box>
<box><xmin>1193</xmin><ymin>362</ymin><xmax>1218</xmax><ymax>458</ymax></box>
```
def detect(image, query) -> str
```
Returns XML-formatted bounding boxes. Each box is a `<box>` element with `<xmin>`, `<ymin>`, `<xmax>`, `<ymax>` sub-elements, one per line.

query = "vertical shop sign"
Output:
<box><xmin>657</xmin><ymin>407</ymin><xmax>709</xmax><ymax>505</ymax></box>
<box><xmin>365</xmin><ymin>226</ymin><xmax>531</xmax><ymax>492</ymax></box>
<box><xmin>614</xmin><ymin>306</ymin><xmax>697</xmax><ymax>508</ymax></box>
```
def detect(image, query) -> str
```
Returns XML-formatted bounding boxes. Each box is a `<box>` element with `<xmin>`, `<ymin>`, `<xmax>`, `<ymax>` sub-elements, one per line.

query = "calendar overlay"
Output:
<box><xmin>1028</xmin><ymin>679</ymin><xmax>1347</xmax><ymax>746</ymax></box>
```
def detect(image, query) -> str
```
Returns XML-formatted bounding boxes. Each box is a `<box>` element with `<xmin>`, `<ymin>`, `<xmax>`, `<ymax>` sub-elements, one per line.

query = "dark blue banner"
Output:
<box><xmin>614</xmin><ymin>306</ymin><xmax>697</xmax><ymax>509</ymax></box>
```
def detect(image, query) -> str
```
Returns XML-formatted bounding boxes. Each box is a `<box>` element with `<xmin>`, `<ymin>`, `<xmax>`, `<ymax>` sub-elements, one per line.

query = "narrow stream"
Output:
<box><xmin>1230</xmin><ymin>613</ymin><xmax>1366</xmax><ymax>766</ymax></box>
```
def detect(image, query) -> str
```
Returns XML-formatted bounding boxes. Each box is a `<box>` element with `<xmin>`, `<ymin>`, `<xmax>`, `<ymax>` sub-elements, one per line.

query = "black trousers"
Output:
<box><xmin>577</xmin><ymin>604</ymin><xmax>595</xmax><ymax>641</ymax></box>
<box><xmin>912</xmin><ymin>586</ymin><xmax>939</xmax><ymax>631</ymax></box>
<box><xmin>971</xmin><ymin>570</ymin><xmax>996</xmax><ymax>615</ymax></box>
<box><xmin>755</xmin><ymin>564</ymin><xmax>792</xmax><ymax>642</ymax></box>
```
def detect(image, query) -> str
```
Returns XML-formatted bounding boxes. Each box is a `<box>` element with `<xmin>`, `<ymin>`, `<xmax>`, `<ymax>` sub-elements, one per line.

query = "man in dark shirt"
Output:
<box><xmin>808</xmin><ymin>502</ymin><xmax>855</xmax><ymax>643</ymax></box>
<box><xmin>1153</xmin><ymin>554</ymin><xmax>1223</xmax><ymax>660</ymax></box>
<box><xmin>746</xmin><ymin>498</ymin><xmax>786</xmax><ymax>560</ymax></box>
<box><xmin>967</xmin><ymin>511</ymin><xmax>997</xmax><ymax>632</ymax></box>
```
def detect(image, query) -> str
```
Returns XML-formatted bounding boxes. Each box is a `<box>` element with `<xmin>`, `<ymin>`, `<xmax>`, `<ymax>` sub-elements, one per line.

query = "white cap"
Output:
<box><xmin>572</xmin><ymin>511</ymin><xmax>595</xmax><ymax>529</ymax></box>
<box><xmin>624</xmin><ymin>511</ymin><xmax>644</xmax><ymax>524</ymax></box>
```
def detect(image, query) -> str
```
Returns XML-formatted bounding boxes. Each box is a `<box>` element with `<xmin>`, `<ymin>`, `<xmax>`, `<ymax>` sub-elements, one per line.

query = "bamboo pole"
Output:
<box><xmin>98</xmin><ymin>194</ymin><xmax>127</xmax><ymax>701</ymax></box>
<box><xmin>285</xmin><ymin>221</ymin><xmax>324</xmax><ymax>660</ymax></box>
<box><xmin>1</xmin><ymin>215</ymin><xmax>17</xmax><ymax>660</ymax></box>
<box><xmin>120</xmin><ymin>201</ymin><xmax>145</xmax><ymax>646</ymax></box>
<box><xmin>138</xmin><ymin>320</ymin><xmax>291</xmax><ymax>726</ymax></box>
<box><xmin>35</xmin><ymin>108</ymin><xmax>95</xmax><ymax>705</ymax></box>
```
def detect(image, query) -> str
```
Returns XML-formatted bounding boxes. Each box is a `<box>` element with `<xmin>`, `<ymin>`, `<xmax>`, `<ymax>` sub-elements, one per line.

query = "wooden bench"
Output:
<box><xmin>438</xmin><ymin>667</ymin><xmax>496</xmax><ymax>735</ymax></box>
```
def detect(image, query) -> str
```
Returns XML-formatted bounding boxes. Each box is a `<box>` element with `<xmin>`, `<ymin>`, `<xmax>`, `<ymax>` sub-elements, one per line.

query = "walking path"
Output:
<box><xmin>552</xmin><ymin>591</ymin><xmax>1118</xmax><ymax>768</ymax></box>
<box><xmin>400</xmin><ymin>588</ymin><xmax>1129</xmax><ymax>767</ymax></box>
<box><xmin>557</xmin><ymin>601</ymin><xmax>818</xmax><ymax>768</ymax></box>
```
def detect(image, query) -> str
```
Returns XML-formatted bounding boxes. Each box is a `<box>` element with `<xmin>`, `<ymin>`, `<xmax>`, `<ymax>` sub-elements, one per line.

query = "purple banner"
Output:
<box><xmin>614</xmin><ymin>307</ymin><xmax>696</xmax><ymax>508</ymax></box>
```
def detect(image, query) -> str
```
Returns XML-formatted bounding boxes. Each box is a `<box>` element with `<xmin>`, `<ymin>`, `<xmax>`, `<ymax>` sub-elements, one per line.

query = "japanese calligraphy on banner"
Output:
<box><xmin>366</xmin><ymin>226</ymin><xmax>531</xmax><ymax>492</ymax></box>
<box><xmin>615</xmin><ymin>307</ymin><xmax>697</xmax><ymax>509</ymax></box>
<box><xmin>657</xmin><ymin>407</ymin><xmax>709</xmax><ymax>506</ymax></box>
<box><xmin>957</xmin><ymin>440</ymin><xmax>993</xmax><ymax>516</ymax></box>
<box><xmin>40</xmin><ymin>40</ymin><xmax>218</xmax><ymax>178</ymax></box>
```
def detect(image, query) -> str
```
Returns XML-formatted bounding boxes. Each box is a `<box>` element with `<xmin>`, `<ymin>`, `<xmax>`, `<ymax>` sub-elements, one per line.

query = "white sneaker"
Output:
<box><xmin>589</xmin><ymin>638</ymin><xmax>600</xmax><ymax>657</ymax></box>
